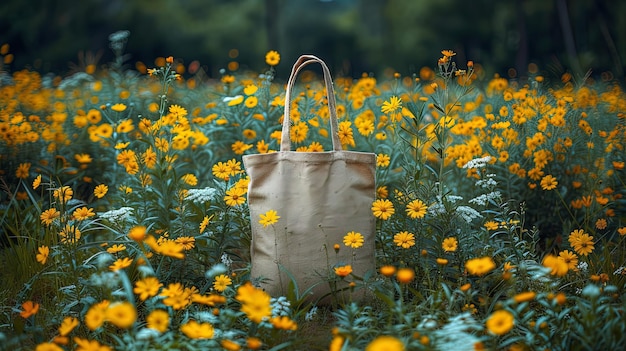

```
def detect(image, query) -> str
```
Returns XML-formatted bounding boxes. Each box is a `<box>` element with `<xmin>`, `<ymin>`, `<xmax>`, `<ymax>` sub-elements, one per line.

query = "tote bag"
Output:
<box><xmin>243</xmin><ymin>55</ymin><xmax>376</xmax><ymax>303</ymax></box>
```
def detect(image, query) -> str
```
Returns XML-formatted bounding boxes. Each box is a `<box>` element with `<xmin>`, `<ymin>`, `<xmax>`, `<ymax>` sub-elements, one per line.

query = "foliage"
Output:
<box><xmin>1</xmin><ymin>35</ymin><xmax>625</xmax><ymax>350</ymax></box>
<box><xmin>2</xmin><ymin>0</ymin><xmax>626</xmax><ymax>78</ymax></box>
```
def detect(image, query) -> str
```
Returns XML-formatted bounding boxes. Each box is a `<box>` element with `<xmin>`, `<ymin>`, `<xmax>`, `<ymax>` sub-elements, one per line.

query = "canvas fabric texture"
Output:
<box><xmin>243</xmin><ymin>55</ymin><xmax>376</xmax><ymax>303</ymax></box>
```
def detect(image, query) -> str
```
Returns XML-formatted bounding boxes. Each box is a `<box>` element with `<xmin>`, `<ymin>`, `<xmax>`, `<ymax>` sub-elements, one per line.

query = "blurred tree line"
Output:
<box><xmin>1</xmin><ymin>0</ymin><xmax>625</xmax><ymax>80</ymax></box>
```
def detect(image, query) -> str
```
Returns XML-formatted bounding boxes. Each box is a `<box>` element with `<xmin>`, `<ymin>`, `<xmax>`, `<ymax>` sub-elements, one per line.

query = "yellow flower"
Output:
<box><xmin>513</xmin><ymin>291</ymin><xmax>536</xmax><ymax>303</ymax></box>
<box><xmin>35</xmin><ymin>343</ymin><xmax>63</xmax><ymax>351</ymax></box>
<box><xmin>33</xmin><ymin>174</ymin><xmax>42</xmax><ymax>189</ymax></box>
<box><xmin>265</xmin><ymin>50</ymin><xmax>280</xmax><ymax>66</ymax></box>
<box><xmin>465</xmin><ymin>257</ymin><xmax>496</xmax><ymax>276</ymax></box>
<box><xmin>245</xmin><ymin>96</ymin><xmax>258</xmax><ymax>108</ymax></box>
<box><xmin>212</xmin><ymin>161</ymin><xmax>231</xmax><ymax>180</ymax></box>
<box><xmin>116</xmin><ymin>119</ymin><xmax>134</xmax><ymax>133</ymax></box>
<box><xmin>40</xmin><ymin>208</ymin><xmax>60</xmax><ymax>226</ymax></box>
<box><xmin>109</xmin><ymin>257</ymin><xmax>133</xmax><ymax>271</ymax></box>
<box><xmin>53</xmin><ymin>185</ymin><xmax>73</xmax><ymax>203</ymax></box>
<box><xmin>226</xmin><ymin>158</ymin><xmax>243</xmax><ymax>176</ymax></box>
<box><xmin>213</xmin><ymin>274</ymin><xmax>232</xmax><ymax>292</ymax></box>
<box><xmin>540</xmin><ymin>175</ymin><xmax>558</xmax><ymax>190</ymax></box>
<box><xmin>110</xmin><ymin>103</ymin><xmax>127</xmax><ymax>112</ymax></box>
<box><xmin>270</xmin><ymin>316</ymin><xmax>298</xmax><ymax>331</ymax></box>
<box><xmin>334</xmin><ymin>265</ymin><xmax>353</xmax><ymax>277</ymax></box>
<box><xmin>365</xmin><ymin>335</ymin><xmax>405</xmax><ymax>351</ymax></box>
<box><xmin>396</xmin><ymin>268</ymin><xmax>414</xmax><ymax>284</ymax></box>
<box><xmin>58</xmin><ymin>316</ymin><xmax>79</xmax><ymax>336</ymax></box>
<box><xmin>406</xmin><ymin>199</ymin><xmax>427</xmax><ymax>219</ymax></box>
<box><xmin>106</xmin><ymin>244</ymin><xmax>126</xmax><ymax>254</ymax></box>
<box><xmin>337</xmin><ymin>121</ymin><xmax>356</xmax><ymax>147</ymax></box>
<box><xmin>377</xmin><ymin>186</ymin><xmax>389</xmax><ymax>199</ymax></box>
<box><xmin>372</xmin><ymin>199</ymin><xmax>395</xmax><ymax>220</ymax></box>
<box><xmin>231</xmin><ymin>140</ymin><xmax>253</xmax><ymax>155</ymax></box>
<box><xmin>146</xmin><ymin>309</ymin><xmax>170</xmax><ymax>333</ymax></box>
<box><xmin>379</xmin><ymin>265</ymin><xmax>396</xmax><ymax>277</ymax></box>
<box><xmin>128</xmin><ymin>226</ymin><xmax>147</xmax><ymax>242</ymax></box>
<box><xmin>595</xmin><ymin>218</ymin><xmax>607</xmax><ymax>230</ymax></box>
<box><xmin>436</xmin><ymin>258</ymin><xmax>449</xmax><ymax>265</ymax></box>
<box><xmin>85</xmin><ymin>301</ymin><xmax>109</xmax><ymax>330</ymax></box>
<box><xmin>169</xmin><ymin>104</ymin><xmax>188</xmax><ymax>117</ymax></box>
<box><xmin>175</xmin><ymin>236</ymin><xmax>195</xmax><ymax>250</ymax></box>
<box><xmin>94</xmin><ymin>184</ymin><xmax>108</xmax><ymax>198</ymax></box>
<box><xmin>16</xmin><ymin>162</ymin><xmax>31</xmax><ymax>179</ymax></box>
<box><xmin>105</xmin><ymin>301</ymin><xmax>137</xmax><ymax>329</ymax></box>
<box><xmin>180</xmin><ymin>320</ymin><xmax>214</xmax><ymax>339</ymax></box>
<box><xmin>484</xmin><ymin>221</ymin><xmax>499</xmax><ymax>230</ymax></box>
<box><xmin>224</xmin><ymin>187</ymin><xmax>247</xmax><ymax>206</ymax></box>
<box><xmin>247</xmin><ymin>337</ymin><xmax>263</xmax><ymax>350</ymax></box>
<box><xmin>393</xmin><ymin>231</ymin><xmax>415</xmax><ymax>248</ymax></box>
<box><xmin>376</xmin><ymin>153</ymin><xmax>391</xmax><ymax>167</ymax></box>
<box><xmin>226</xmin><ymin>95</ymin><xmax>244</xmax><ymax>106</ymax></box>
<box><xmin>72</xmin><ymin>206</ymin><xmax>95</xmax><ymax>220</ymax></box>
<box><xmin>259</xmin><ymin>209</ymin><xmax>280</xmax><ymax>227</ymax></box>
<box><xmin>36</xmin><ymin>245</ymin><xmax>49</xmax><ymax>265</ymax></box>
<box><xmin>441</xmin><ymin>50</ymin><xmax>456</xmax><ymax>58</ymax></box>
<box><xmin>74</xmin><ymin>337</ymin><xmax>113</xmax><ymax>351</ymax></box>
<box><xmin>74</xmin><ymin>153</ymin><xmax>93</xmax><ymax>163</ymax></box>
<box><xmin>243</xmin><ymin>129</ymin><xmax>257</xmax><ymax>140</ymax></box>
<box><xmin>442</xmin><ymin>237</ymin><xmax>458</xmax><ymax>252</ymax></box>
<box><xmin>290</xmin><ymin>121</ymin><xmax>309</xmax><ymax>143</ymax></box>
<box><xmin>191</xmin><ymin>293</ymin><xmax>227</xmax><ymax>306</ymax></box>
<box><xmin>486</xmin><ymin>310</ymin><xmax>514</xmax><ymax>335</ymax></box>
<box><xmin>155</xmin><ymin>239</ymin><xmax>186</xmax><ymax>259</ymax></box>
<box><xmin>568</xmin><ymin>229</ymin><xmax>594</xmax><ymax>256</ymax></box>
<box><xmin>381</xmin><ymin>96</ymin><xmax>402</xmax><ymax>114</ymax></box>
<box><xmin>221</xmin><ymin>339</ymin><xmax>242</xmax><ymax>351</ymax></box>
<box><xmin>330</xmin><ymin>336</ymin><xmax>345</xmax><ymax>351</ymax></box>
<box><xmin>343</xmin><ymin>231</ymin><xmax>364</xmax><ymax>249</ymax></box>
<box><xmin>542</xmin><ymin>254</ymin><xmax>568</xmax><ymax>276</ymax></box>
<box><xmin>558</xmin><ymin>250</ymin><xmax>578</xmax><ymax>270</ymax></box>
<box><xmin>181</xmin><ymin>173</ymin><xmax>198</xmax><ymax>186</ymax></box>
<box><xmin>199</xmin><ymin>215</ymin><xmax>211</xmax><ymax>233</ymax></box>
<box><xmin>236</xmin><ymin>282</ymin><xmax>272</xmax><ymax>323</ymax></box>
<box><xmin>134</xmin><ymin>276</ymin><xmax>163</xmax><ymax>301</ymax></box>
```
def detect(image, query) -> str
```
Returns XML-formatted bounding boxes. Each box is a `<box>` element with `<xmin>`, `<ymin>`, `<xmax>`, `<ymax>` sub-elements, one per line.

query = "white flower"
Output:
<box><xmin>475</xmin><ymin>177</ymin><xmax>497</xmax><ymax>189</ymax></box>
<box><xmin>433</xmin><ymin>313</ymin><xmax>482</xmax><ymax>351</ymax></box>
<box><xmin>205</xmin><ymin>263</ymin><xmax>228</xmax><ymax>278</ymax></box>
<box><xmin>220</xmin><ymin>253</ymin><xmax>233</xmax><ymax>268</ymax></box>
<box><xmin>462</xmin><ymin>156</ymin><xmax>492</xmax><ymax>169</ymax></box>
<box><xmin>305</xmin><ymin>306</ymin><xmax>318</xmax><ymax>321</ymax></box>
<box><xmin>136</xmin><ymin>328</ymin><xmax>160</xmax><ymax>340</ymax></box>
<box><xmin>469</xmin><ymin>191</ymin><xmax>501</xmax><ymax>206</ymax></box>
<box><xmin>456</xmin><ymin>205</ymin><xmax>483</xmax><ymax>223</ymax></box>
<box><xmin>271</xmin><ymin>296</ymin><xmax>291</xmax><ymax>317</ymax></box>
<box><xmin>223</xmin><ymin>95</ymin><xmax>243</xmax><ymax>103</ymax></box>
<box><xmin>186</xmin><ymin>187</ymin><xmax>218</xmax><ymax>204</ymax></box>
<box><xmin>98</xmin><ymin>207</ymin><xmax>135</xmax><ymax>222</ymax></box>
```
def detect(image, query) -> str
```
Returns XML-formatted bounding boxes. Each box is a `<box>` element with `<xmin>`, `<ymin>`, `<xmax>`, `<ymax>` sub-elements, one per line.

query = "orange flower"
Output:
<box><xmin>379</xmin><ymin>265</ymin><xmax>396</xmax><ymax>277</ymax></box>
<box><xmin>20</xmin><ymin>300</ymin><xmax>40</xmax><ymax>318</ymax></box>
<box><xmin>334</xmin><ymin>265</ymin><xmax>353</xmax><ymax>277</ymax></box>
<box><xmin>396</xmin><ymin>268</ymin><xmax>415</xmax><ymax>284</ymax></box>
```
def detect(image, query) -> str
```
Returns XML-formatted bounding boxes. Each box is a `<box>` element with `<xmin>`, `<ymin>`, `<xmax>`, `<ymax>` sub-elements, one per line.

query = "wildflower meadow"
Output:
<box><xmin>1</xmin><ymin>33</ymin><xmax>625</xmax><ymax>351</ymax></box>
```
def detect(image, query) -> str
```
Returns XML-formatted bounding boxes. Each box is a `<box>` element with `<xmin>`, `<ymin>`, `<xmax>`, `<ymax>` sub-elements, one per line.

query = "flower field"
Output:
<box><xmin>1</xmin><ymin>37</ymin><xmax>626</xmax><ymax>351</ymax></box>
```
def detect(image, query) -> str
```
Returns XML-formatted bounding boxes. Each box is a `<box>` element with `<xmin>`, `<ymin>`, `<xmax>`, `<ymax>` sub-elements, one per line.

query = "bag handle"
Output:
<box><xmin>281</xmin><ymin>55</ymin><xmax>342</xmax><ymax>152</ymax></box>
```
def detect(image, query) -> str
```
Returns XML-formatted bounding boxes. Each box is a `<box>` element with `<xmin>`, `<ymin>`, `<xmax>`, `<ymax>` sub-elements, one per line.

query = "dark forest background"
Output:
<box><xmin>1</xmin><ymin>0</ymin><xmax>625</xmax><ymax>80</ymax></box>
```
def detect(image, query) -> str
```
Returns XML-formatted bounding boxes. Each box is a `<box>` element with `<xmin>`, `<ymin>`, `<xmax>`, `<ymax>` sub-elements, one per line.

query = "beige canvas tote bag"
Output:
<box><xmin>242</xmin><ymin>55</ymin><xmax>376</xmax><ymax>303</ymax></box>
